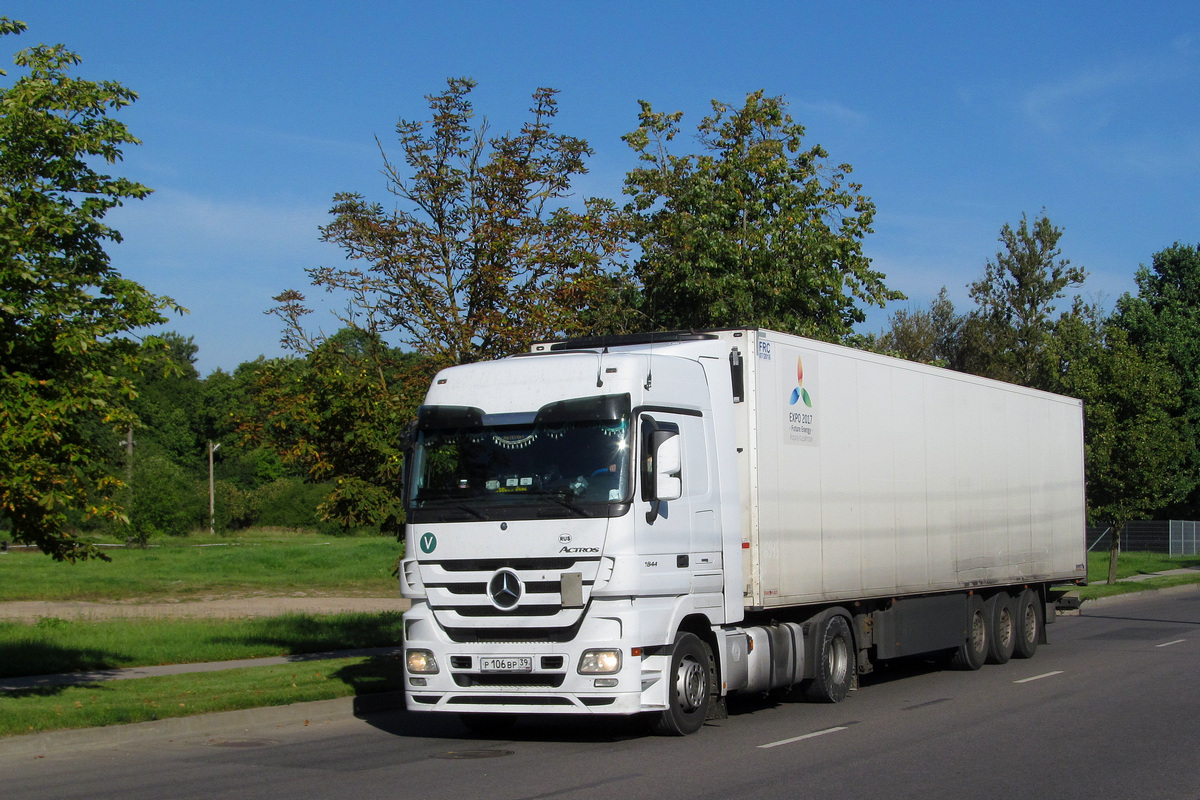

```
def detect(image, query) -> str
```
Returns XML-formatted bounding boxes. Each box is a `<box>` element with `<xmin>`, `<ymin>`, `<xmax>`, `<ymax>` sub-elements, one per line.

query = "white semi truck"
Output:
<box><xmin>399</xmin><ymin>329</ymin><xmax>1087</xmax><ymax>734</ymax></box>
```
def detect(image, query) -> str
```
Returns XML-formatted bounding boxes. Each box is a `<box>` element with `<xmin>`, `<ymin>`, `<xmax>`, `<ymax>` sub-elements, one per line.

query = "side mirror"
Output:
<box><xmin>654</xmin><ymin>434</ymin><xmax>682</xmax><ymax>501</ymax></box>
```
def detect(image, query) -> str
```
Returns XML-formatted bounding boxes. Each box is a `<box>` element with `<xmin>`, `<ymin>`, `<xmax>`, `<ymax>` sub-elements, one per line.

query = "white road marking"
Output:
<box><xmin>1155</xmin><ymin>639</ymin><xmax>1186</xmax><ymax>648</ymax></box>
<box><xmin>759</xmin><ymin>726</ymin><xmax>848</xmax><ymax>749</ymax></box>
<box><xmin>1014</xmin><ymin>670</ymin><xmax>1064</xmax><ymax>684</ymax></box>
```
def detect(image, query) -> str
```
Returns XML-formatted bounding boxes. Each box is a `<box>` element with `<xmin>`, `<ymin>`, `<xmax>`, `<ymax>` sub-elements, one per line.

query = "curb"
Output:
<box><xmin>1078</xmin><ymin>579</ymin><xmax>1200</xmax><ymax>608</ymax></box>
<box><xmin>0</xmin><ymin>691</ymin><xmax>406</xmax><ymax>759</ymax></box>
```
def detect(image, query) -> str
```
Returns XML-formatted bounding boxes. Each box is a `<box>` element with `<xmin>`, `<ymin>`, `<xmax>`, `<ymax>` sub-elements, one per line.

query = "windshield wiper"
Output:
<box><xmin>431</xmin><ymin>502</ymin><xmax>487</xmax><ymax>521</ymax></box>
<box><xmin>536</xmin><ymin>490</ymin><xmax>593</xmax><ymax>518</ymax></box>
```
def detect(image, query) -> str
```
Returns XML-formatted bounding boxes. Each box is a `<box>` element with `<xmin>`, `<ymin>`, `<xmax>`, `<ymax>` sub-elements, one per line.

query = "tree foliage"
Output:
<box><xmin>247</xmin><ymin>330</ymin><xmax>428</xmax><ymax>538</ymax></box>
<box><xmin>265</xmin><ymin>79</ymin><xmax>639</xmax><ymax>536</ymax></box>
<box><xmin>873</xmin><ymin>288</ymin><xmax>962</xmax><ymax>367</ymax></box>
<box><xmin>279</xmin><ymin>77</ymin><xmax>633</xmax><ymax>368</ymax></box>
<box><xmin>1049</xmin><ymin>311</ymin><xmax>1192</xmax><ymax>581</ymax></box>
<box><xmin>0</xmin><ymin>19</ymin><xmax>178</xmax><ymax>560</ymax></box>
<box><xmin>960</xmin><ymin>211</ymin><xmax>1086</xmax><ymax>389</ymax></box>
<box><xmin>622</xmin><ymin>90</ymin><xmax>902</xmax><ymax>339</ymax></box>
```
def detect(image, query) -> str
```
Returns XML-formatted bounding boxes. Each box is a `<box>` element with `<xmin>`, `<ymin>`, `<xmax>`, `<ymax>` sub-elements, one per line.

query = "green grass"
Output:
<box><xmin>0</xmin><ymin>655</ymin><xmax>405</xmax><ymax>738</ymax></box>
<box><xmin>1075</xmin><ymin>550</ymin><xmax>1200</xmax><ymax>601</ymax></box>
<box><xmin>0</xmin><ymin>530</ymin><xmax>401</xmax><ymax>601</ymax></box>
<box><xmin>0</xmin><ymin>612</ymin><xmax>403</xmax><ymax>679</ymax></box>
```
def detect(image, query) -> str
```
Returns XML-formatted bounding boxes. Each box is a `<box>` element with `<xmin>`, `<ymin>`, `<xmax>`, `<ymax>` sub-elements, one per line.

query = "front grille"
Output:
<box><xmin>436</xmin><ymin>557</ymin><xmax>593</xmax><ymax>572</ymax></box>
<box><xmin>453</xmin><ymin>674</ymin><xmax>566</xmax><ymax>688</ymax></box>
<box><xmin>445</xmin><ymin>623</ymin><xmax>582</xmax><ymax>644</ymax></box>
<box><xmin>423</xmin><ymin>556</ymin><xmax>601</xmax><ymax>629</ymax></box>
<box><xmin>453</xmin><ymin>604</ymin><xmax>564</xmax><ymax>618</ymax></box>
<box><xmin>448</xmin><ymin>695</ymin><xmax>574</xmax><ymax>706</ymax></box>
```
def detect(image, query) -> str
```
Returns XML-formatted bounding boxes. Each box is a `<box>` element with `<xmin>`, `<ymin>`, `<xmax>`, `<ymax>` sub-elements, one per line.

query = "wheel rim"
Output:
<box><xmin>998</xmin><ymin>606</ymin><xmax>1013</xmax><ymax>650</ymax></box>
<box><xmin>1022</xmin><ymin>602</ymin><xmax>1037</xmax><ymax>643</ymax></box>
<box><xmin>971</xmin><ymin>610</ymin><xmax>986</xmax><ymax>652</ymax></box>
<box><xmin>827</xmin><ymin>635</ymin><xmax>849</xmax><ymax>685</ymax></box>
<box><xmin>675</xmin><ymin>654</ymin><xmax>706</xmax><ymax>712</ymax></box>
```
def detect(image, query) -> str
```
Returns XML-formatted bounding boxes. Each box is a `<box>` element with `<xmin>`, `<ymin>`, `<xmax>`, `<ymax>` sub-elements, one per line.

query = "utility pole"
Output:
<box><xmin>209</xmin><ymin>441</ymin><xmax>221</xmax><ymax>534</ymax></box>
<box><xmin>125</xmin><ymin>425</ymin><xmax>135</xmax><ymax>536</ymax></box>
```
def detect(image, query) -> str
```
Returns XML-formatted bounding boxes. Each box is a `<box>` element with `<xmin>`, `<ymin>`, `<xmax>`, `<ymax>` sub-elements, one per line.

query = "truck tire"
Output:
<box><xmin>949</xmin><ymin>594</ymin><xmax>988</xmax><ymax>670</ymax></box>
<box><xmin>985</xmin><ymin>592</ymin><xmax>1016</xmax><ymax>665</ymax></box>
<box><xmin>1013</xmin><ymin>588</ymin><xmax>1042</xmax><ymax>659</ymax></box>
<box><xmin>652</xmin><ymin>632</ymin><xmax>711</xmax><ymax>736</ymax></box>
<box><xmin>804</xmin><ymin>612</ymin><xmax>855</xmax><ymax>703</ymax></box>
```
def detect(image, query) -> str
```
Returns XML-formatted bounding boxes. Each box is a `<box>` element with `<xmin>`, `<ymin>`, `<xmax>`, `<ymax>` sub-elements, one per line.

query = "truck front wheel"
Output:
<box><xmin>803</xmin><ymin>612</ymin><xmax>855</xmax><ymax>703</ymax></box>
<box><xmin>652</xmin><ymin>632</ymin><xmax>711</xmax><ymax>736</ymax></box>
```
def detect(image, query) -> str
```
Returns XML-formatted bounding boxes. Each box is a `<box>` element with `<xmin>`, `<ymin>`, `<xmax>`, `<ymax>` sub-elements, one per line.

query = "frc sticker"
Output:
<box><xmin>419</xmin><ymin>532</ymin><xmax>437</xmax><ymax>554</ymax></box>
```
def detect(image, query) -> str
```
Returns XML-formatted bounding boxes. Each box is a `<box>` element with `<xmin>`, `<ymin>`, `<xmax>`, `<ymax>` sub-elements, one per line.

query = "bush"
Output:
<box><xmin>255</xmin><ymin>478</ymin><xmax>344</xmax><ymax>534</ymax></box>
<box><xmin>130</xmin><ymin>456</ymin><xmax>207</xmax><ymax>538</ymax></box>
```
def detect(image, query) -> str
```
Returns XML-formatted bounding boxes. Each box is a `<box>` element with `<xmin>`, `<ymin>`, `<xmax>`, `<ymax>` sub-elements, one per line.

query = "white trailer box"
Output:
<box><xmin>714</xmin><ymin>329</ymin><xmax>1087</xmax><ymax>609</ymax></box>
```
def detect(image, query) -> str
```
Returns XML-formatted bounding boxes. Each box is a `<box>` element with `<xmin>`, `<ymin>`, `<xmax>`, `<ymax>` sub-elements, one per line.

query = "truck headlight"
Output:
<box><xmin>406</xmin><ymin>649</ymin><xmax>439</xmax><ymax>674</ymax></box>
<box><xmin>578</xmin><ymin>649</ymin><xmax>621</xmax><ymax>674</ymax></box>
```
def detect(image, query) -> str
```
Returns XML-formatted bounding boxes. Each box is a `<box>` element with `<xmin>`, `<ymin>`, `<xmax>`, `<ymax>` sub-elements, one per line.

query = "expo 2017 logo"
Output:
<box><xmin>789</xmin><ymin>355</ymin><xmax>812</xmax><ymax>408</ymax></box>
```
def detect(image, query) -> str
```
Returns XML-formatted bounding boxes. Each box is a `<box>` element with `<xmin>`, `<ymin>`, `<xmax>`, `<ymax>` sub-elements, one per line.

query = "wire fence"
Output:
<box><xmin>1086</xmin><ymin>520</ymin><xmax>1200</xmax><ymax>556</ymax></box>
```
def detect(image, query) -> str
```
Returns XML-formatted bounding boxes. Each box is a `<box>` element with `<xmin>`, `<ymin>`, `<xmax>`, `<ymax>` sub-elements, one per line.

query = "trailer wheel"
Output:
<box><xmin>985</xmin><ymin>592</ymin><xmax>1016</xmax><ymax>665</ymax></box>
<box><xmin>804</xmin><ymin>613</ymin><xmax>855</xmax><ymax>703</ymax></box>
<box><xmin>949</xmin><ymin>594</ymin><xmax>988</xmax><ymax>670</ymax></box>
<box><xmin>652</xmin><ymin>632</ymin><xmax>711</xmax><ymax>736</ymax></box>
<box><xmin>1013</xmin><ymin>588</ymin><xmax>1042</xmax><ymax>659</ymax></box>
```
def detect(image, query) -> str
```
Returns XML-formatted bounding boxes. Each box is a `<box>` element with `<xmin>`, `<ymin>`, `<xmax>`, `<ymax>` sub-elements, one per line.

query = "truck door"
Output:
<box><xmin>637</xmin><ymin>411</ymin><xmax>721</xmax><ymax>593</ymax></box>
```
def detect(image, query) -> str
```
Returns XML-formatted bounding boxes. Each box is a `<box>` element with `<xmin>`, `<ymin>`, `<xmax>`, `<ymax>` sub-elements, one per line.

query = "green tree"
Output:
<box><xmin>247</xmin><ymin>330</ymin><xmax>428</xmax><ymax>537</ymax></box>
<box><xmin>1050</xmin><ymin>311</ymin><xmax>1191</xmax><ymax>582</ymax></box>
<box><xmin>960</xmin><ymin>211</ymin><xmax>1086</xmax><ymax>388</ymax></box>
<box><xmin>0</xmin><ymin>19</ymin><xmax>178</xmax><ymax>560</ymax></box>
<box><xmin>873</xmin><ymin>287</ymin><xmax>963</xmax><ymax>367</ymax></box>
<box><xmin>280</xmin><ymin>77</ymin><xmax>634</xmax><ymax>369</ymax></box>
<box><xmin>128</xmin><ymin>332</ymin><xmax>201</xmax><ymax>465</ymax></box>
<box><xmin>265</xmin><ymin>79</ymin><xmax>637</xmax><ymax>537</ymax></box>
<box><xmin>622</xmin><ymin>90</ymin><xmax>902</xmax><ymax>339</ymax></box>
<box><xmin>1111</xmin><ymin>243</ymin><xmax>1200</xmax><ymax>517</ymax></box>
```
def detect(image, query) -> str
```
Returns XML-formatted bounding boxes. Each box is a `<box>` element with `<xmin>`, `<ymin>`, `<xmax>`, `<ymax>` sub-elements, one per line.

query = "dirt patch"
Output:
<box><xmin>0</xmin><ymin>596</ymin><xmax>411</xmax><ymax>622</ymax></box>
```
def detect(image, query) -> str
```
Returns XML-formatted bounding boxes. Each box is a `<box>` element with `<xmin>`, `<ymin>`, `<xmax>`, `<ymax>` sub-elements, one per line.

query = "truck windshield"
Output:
<box><xmin>408</xmin><ymin>394</ymin><xmax>632</xmax><ymax>520</ymax></box>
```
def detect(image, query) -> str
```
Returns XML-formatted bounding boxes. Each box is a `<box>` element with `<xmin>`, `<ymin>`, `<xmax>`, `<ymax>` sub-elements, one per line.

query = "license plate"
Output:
<box><xmin>480</xmin><ymin>656</ymin><xmax>532</xmax><ymax>673</ymax></box>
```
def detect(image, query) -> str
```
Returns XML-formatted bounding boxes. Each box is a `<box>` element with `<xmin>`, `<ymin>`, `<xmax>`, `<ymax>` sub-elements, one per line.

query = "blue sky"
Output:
<box><xmin>6</xmin><ymin>1</ymin><xmax>1199</xmax><ymax>375</ymax></box>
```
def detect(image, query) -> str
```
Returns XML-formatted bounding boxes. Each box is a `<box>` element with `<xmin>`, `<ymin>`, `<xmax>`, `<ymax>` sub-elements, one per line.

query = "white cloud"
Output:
<box><xmin>1021</xmin><ymin>38</ymin><xmax>1198</xmax><ymax>135</ymax></box>
<box><xmin>793</xmin><ymin>99</ymin><xmax>870</xmax><ymax>129</ymax></box>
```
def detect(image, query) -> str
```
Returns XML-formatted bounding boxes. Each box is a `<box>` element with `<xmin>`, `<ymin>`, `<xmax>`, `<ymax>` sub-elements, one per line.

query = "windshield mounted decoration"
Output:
<box><xmin>408</xmin><ymin>394</ymin><xmax>632</xmax><ymax>522</ymax></box>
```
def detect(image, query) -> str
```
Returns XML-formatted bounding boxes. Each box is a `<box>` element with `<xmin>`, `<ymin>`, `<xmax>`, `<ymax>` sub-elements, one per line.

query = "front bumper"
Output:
<box><xmin>402</xmin><ymin>598</ymin><xmax>671</xmax><ymax>715</ymax></box>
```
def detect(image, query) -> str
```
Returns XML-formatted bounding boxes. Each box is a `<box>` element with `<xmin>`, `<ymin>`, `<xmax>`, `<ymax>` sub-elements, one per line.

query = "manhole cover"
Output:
<box><xmin>429</xmin><ymin>749</ymin><xmax>514</xmax><ymax>760</ymax></box>
<box><xmin>209</xmin><ymin>739</ymin><xmax>278</xmax><ymax>748</ymax></box>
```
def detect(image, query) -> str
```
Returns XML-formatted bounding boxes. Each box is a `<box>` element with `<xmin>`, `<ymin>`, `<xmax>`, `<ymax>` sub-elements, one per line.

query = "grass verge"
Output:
<box><xmin>0</xmin><ymin>612</ymin><xmax>403</xmax><ymax>679</ymax></box>
<box><xmin>0</xmin><ymin>655</ymin><xmax>404</xmax><ymax>738</ymax></box>
<box><xmin>1074</xmin><ymin>551</ymin><xmax>1200</xmax><ymax>601</ymax></box>
<box><xmin>0</xmin><ymin>531</ymin><xmax>400</xmax><ymax>601</ymax></box>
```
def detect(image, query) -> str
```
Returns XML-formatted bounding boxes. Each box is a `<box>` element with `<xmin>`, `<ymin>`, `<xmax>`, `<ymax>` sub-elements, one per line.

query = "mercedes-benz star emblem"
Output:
<box><xmin>488</xmin><ymin>568</ymin><xmax>523</xmax><ymax>610</ymax></box>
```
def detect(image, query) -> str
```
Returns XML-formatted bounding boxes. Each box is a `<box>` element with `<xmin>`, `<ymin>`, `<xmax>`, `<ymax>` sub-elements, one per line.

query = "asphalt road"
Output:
<box><xmin>4</xmin><ymin>588</ymin><xmax>1199</xmax><ymax>800</ymax></box>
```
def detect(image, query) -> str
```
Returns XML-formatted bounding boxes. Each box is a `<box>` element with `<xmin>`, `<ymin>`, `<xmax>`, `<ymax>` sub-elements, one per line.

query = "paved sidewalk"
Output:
<box><xmin>1112</xmin><ymin>565</ymin><xmax>1200</xmax><ymax>582</ymax></box>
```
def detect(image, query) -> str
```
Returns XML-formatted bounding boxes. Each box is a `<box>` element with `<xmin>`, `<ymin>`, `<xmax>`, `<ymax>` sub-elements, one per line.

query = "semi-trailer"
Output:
<box><xmin>400</xmin><ymin>328</ymin><xmax>1087</xmax><ymax>734</ymax></box>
